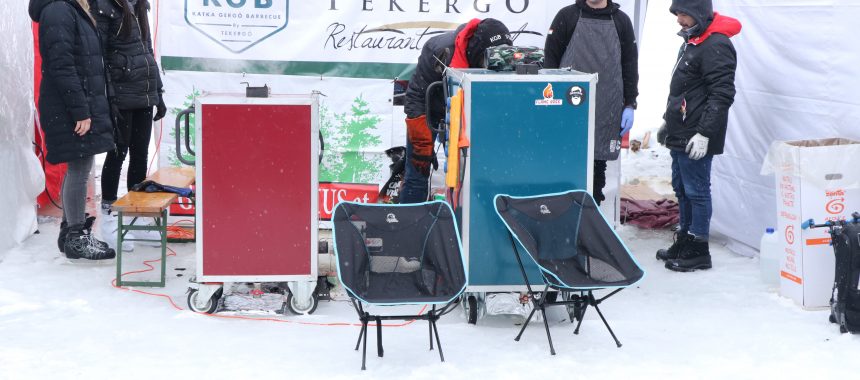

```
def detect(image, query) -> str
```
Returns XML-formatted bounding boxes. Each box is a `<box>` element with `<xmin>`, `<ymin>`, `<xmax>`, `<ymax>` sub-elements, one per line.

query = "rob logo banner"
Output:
<box><xmin>185</xmin><ymin>0</ymin><xmax>289</xmax><ymax>53</ymax></box>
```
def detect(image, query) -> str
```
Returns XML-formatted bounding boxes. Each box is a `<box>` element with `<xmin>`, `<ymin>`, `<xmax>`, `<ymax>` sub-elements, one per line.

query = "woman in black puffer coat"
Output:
<box><xmin>29</xmin><ymin>0</ymin><xmax>116</xmax><ymax>260</ymax></box>
<box><xmin>90</xmin><ymin>0</ymin><xmax>166</xmax><ymax>251</ymax></box>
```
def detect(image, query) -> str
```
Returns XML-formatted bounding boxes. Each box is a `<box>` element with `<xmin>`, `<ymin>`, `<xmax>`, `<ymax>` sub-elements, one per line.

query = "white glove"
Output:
<box><xmin>685</xmin><ymin>133</ymin><xmax>709</xmax><ymax>160</ymax></box>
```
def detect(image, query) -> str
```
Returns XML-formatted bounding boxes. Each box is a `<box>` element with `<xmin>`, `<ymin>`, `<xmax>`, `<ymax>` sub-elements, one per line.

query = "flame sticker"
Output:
<box><xmin>535</xmin><ymin>83</ymin><xmax>563</xmax><ymax>106</ymax></box>
<box><xmin>543</xmin><ymin>84</ymin><xmax>554</xmax><ymax>99</ymax></box>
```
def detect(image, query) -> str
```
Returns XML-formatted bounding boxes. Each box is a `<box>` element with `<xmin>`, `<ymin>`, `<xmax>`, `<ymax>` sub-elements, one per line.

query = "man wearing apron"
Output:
<box><xmin>544</xmin><ymin>0</ymin><xmax>639</xmax><ymax>205</ymax></box>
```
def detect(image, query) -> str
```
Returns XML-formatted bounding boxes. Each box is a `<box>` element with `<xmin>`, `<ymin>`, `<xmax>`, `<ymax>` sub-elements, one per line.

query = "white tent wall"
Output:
<box><xmin>711</xmin><ymin>0</ymin><xmax>860</xmax><ymax>256</ymax></box>
<box><xmin>0</xmin><ymin>2</ymin><xmax>42</xmax><ymax>257</ymax></box>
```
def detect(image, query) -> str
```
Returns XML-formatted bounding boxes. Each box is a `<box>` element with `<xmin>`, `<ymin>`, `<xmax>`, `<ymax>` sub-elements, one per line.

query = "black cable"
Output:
<box><xmin>32</xmin><ymin>141</ymin><xmax>63</xmax><ymax>210</ymax></box>
<box><xmin>437</xmin><ymin>297</ymin><xmax>461</xmax><ymax>317</ymax></box>
<box><xmin>424</xmin><ymin>139</ymin><xmax>444</xmax><ymax>201</ymax></box>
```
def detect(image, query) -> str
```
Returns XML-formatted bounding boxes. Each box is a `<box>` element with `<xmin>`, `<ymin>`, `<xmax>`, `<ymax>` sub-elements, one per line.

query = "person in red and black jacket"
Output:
<box><xmin>656</xmin><ymin>0</ymin><xmax>742</xmax><ymax>272</ymax></box>
<box><xmin>544</xmin><ymin>0</ymin><xmax>639</xmax><ymax>206</ymax></box>
<box><xmin>400</xmin><ymin>18</ymin><xmax>512</xmax><ymax>204</ymax></box>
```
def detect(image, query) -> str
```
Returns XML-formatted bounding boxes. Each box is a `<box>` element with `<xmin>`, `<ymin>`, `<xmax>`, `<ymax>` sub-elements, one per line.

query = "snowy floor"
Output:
<box><xmin>7</xmin><ymin>1</ymin><xmax>857</xmax><ymax>375</ymax></box>
<box><xmin>3</xmin><ymin>147</ymin><xmax>859</xmax><ymax>378</ymax></box>
<box><xmin>2</xmin><ymin>218</ymin><xmax>859</xmax><ymax>379</ymax></box>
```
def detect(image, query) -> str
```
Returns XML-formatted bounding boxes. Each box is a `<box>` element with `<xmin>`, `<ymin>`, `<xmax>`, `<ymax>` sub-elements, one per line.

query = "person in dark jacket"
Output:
<box><xmin>656</xmin><ymin>0</ymin><xmax>741</xmax><ymax>272</ymax></box>
<box><xmin>400</xmin><ymin>18</ymin><xmax>512</xmax><ymax>204</ymax></box>
<box><xmin>544</xmin><ymin>0</ymin><xmax>639</xmax><ymax>206</ymax></box>
<box><xmin>29</xmin><ymin>0</ymin><xmax>116</xmax><ymax>261</ymax></box>
<box><xmin>91</xmin><ymin>0</ymin><xmax>166</xmax><ymax>251</ymax></box>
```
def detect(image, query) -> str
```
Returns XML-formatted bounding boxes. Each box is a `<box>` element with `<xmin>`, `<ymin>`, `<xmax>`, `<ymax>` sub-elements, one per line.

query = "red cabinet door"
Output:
<box><xmin>200</xmin><ymin>102</ymin><xmax>313</xmax><ymax>278</ymax></box>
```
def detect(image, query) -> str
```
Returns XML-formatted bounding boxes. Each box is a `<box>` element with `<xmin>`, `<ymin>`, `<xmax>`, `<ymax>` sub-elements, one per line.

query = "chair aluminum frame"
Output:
<box><xmin>495</xmin><ymin>191</ymin><xmax>644</xmax><ymax>354</ymax></box>
<box><xmin>332</xmin><ymin>200</ymin><xmax>467</xmax><ymax>370</ymax></box>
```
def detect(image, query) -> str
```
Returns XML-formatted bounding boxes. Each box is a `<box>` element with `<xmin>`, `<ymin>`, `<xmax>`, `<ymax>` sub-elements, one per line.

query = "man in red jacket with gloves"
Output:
<box><xmin>656</xmin><ymin>0</ymin><xmax>742</xmax><ymax>272</ymax></box>
<box><xmin>400</xmin><ymin>18</ymin><xmax>512</xmax><ymax>204</ymax></box>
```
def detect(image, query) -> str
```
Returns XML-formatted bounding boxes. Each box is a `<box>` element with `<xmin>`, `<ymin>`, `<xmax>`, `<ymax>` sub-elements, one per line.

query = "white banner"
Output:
<box><xmin>155</xmin><ymin>0</ymin><xmax>644</xmax><ymax>185</ymax></box>
<box><xmin>164</xmin><ymin>0</ymin><xmax>559</xmax><ymax>63</ymax></box>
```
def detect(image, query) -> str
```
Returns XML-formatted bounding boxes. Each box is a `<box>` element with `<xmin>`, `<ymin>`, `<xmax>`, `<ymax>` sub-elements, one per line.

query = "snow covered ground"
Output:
<box><xmin>2</xmin><ymin>210</ymin><xmax>859</xmax><ymax>379</ymax></box>
<box><xmin>4</xmin><ymin>1</ymin><xmax>859</xmax><ymax>378</ymax></box>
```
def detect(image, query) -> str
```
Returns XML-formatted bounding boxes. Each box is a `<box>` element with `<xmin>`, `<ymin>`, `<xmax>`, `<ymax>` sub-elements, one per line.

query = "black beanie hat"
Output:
<box><xmin>466</xmin><ymin>18</ymin><xmax>513</xmax><ymax>68</ymax></box>
<box><xmin>670</xmin><ymin>0</ymin><xmax>714</xmax><ymax>36</ymax></box>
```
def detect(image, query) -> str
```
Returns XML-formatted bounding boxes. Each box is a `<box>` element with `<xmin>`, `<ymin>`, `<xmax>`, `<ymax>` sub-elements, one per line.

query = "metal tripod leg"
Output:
<box><xmin>354</xmin><ymin>323</ymin><xmax>365</xmax><ymax>351</ymax></box>
<box><xmin>361</xmin><ymin>321</ymin><xmax>369</xmax><ymax>370</ymax></box>
<box><xmin>431</xmin><ymin>319</ymin><xmax>445</xmax><ymax>362</ymax></box>
<box><xmin>514</xmin><ymin>306</ymin><xmax>538</xmax><ymax>341</ymax></box>
<box><xmin>539</xmin><ymin>304</ymin><xmax>556</xmax><ymax>355</ymax></box>
<box><xmin>593</xmin><ymin>302</ymin><xmax>622</xmax><ymax>348</ymax></box>
<box><xmin>376</xmin><ymin>317</ymin><xmax>383</xmax><ymax>357</ymax></box>
<box><xmin>429</xmin><ymin>318</ymin><xmax>434</xmax><ymax>350</ymax></box>
<box><xmin>574</xmin><ymin>303</ymin><xmax>589</xmax><ymax>335</ymax></box>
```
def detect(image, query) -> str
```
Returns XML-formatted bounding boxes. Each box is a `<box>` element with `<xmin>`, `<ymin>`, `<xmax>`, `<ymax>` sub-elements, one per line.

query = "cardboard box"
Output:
<box><xmin>767</xmin><ymin>138</ymin><xmax>860</xmax><ymax>308</ymax></box>
<box><xmin>764</xmin><ymin>138</ymin><xmax>860</xmax><ymax>309</ymax></box>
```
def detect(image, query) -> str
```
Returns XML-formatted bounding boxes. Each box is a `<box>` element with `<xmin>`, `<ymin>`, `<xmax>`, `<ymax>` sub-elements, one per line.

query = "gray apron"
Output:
<box><xmin>559</xmin><ymin>13</ymin><xmax>624</xmax><ymax>161</ymax></box>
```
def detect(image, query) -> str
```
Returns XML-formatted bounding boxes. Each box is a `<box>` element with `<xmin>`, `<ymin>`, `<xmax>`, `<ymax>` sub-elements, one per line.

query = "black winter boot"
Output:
<box><xmin>656</xmin><ymin>231</ymin><xmax>692</xmax><ymax>261</ymax></box>
<box><xmin>63</xmin><ymin>224</ymin><xmax>116</xmax><ymax>261</ymax></box>
<box><xmin>58</xmin><ymin>221</ymin><xmax>69</xmax><ymax>253</ymax></box>
<box><xmin>665</xmin><ymin>236</ymin><xmax>712</xmax><ymax>272</ymax></box>
<box><xmin>58</xmin><ymin>214</ymin><xmax>97</xmax><ymax>253</ymax></box>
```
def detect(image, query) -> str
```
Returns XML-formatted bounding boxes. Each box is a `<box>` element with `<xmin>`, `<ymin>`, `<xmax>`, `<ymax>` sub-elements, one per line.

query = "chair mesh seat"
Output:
<box><xmin>493</xmin><ymin>190</ymin><xmax>646</xmax><ymax>353</ymax></box>
<box><xmin>332</xmin><ymin>201</ymin><xmax>467</xmax><ymax>369</ymax></box>
<box><xmin>333</xmin><ymin>201</ymin><xmax>466</xmax><ymax>305</ymax></box>
<box><xmin>369</xmin><ymin>256</ymin><xmax>422</xmax><ymax>273</ymax></box>
<box><xmin>495</xmin><ymin>191</ymin><xmax>644</xmax><ymax>289</ymax></box>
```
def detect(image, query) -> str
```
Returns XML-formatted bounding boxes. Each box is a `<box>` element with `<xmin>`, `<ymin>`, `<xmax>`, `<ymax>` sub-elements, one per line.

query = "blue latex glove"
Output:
<box><xmin>620</xmin><ymin>107</ymin><xmax>634</xmax><ymax>137</ymax></box>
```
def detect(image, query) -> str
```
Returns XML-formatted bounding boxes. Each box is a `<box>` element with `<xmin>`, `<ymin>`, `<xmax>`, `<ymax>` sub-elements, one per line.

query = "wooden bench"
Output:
<box><xmin>112</xmin><ymin>167</ymin><xmax>195</xmax><ymax>287</ymax></box>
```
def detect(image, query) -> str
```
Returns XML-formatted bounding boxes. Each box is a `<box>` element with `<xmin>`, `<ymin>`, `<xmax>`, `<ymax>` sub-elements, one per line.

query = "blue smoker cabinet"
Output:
<box><xmin>447</xmin><ymin>68</ymin><xmax>597</xmax><ymax>322</ymax></box>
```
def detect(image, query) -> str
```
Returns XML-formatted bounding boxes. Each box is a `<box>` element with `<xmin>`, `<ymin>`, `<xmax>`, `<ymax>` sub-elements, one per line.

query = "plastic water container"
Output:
<box><xmin>759</xmin><ymin>228</ymin><xmax>781</xmax><ymax>287</ymax></box>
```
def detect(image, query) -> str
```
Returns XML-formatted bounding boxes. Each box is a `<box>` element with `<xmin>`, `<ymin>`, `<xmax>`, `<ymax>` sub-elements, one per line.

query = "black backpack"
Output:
<box><xmin>830</xmin><ymin>220</ymin><xmax>860</xmax><ymax>334</ymax></box>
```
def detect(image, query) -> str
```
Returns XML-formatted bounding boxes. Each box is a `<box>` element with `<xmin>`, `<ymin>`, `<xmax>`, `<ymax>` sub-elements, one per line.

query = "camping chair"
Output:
<box><xmin>332</xmin><ymin>201</ymin><xmax>467</xmax><ymax>370</ymax></box>
<box><xmin>493</xmin><ymin>190</ymin><xmax>645</xmax><ymax>354</ymax></box>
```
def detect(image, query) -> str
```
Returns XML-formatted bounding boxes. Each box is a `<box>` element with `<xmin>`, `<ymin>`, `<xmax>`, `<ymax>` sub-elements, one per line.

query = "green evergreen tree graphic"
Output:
<box><xmin>319</xmin><ymin>95</ymin><xmax>383</xmax><ymax>183</ymax></box>
<box><xmin>168</xmin><ymin>89</ymin><xmax>200</xmax><ymax>167</ymax></box>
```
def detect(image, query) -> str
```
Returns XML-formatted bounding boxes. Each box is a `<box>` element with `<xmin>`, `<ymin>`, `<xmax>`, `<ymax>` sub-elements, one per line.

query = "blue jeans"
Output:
<box><xmin>399</xmin><ymin>140</ymin><xmax>432</xmax><ymax>203</ymax></box>
<box><xmin>670</xmin><ymin>150</ymin><xmax>713</xmax><ymax>239</ymax></box>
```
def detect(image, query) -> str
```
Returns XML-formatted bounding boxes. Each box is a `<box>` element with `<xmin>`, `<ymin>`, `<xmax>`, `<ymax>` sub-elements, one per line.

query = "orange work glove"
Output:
<box><xmin>406</xmin><ymin>115</ymin><xmax>434</xmax><ymax>176</ymax></box>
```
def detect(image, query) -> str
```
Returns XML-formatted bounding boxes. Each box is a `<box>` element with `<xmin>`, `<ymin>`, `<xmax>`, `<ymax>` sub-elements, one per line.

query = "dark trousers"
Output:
<box><xmin>670</xmin><ymin>150</ymin><xmax>713</xmax><ymax>239</ymax></box>
<box><xmin>399</xmin><ymin>139</ymin><xmax>435</xmax><ymax>204</ymax></box>
<box><xmin>101</xmin><ymin>108</ymin><xmax>153</xmax><ymax>202</ymax></box>
<box><xmin>61</xmin><ymin>155</ymin><xmax>94</xmax><ymax>227</ymax></box>
<box><xmin>593</xmin><ymin>160</ymin><xmax>607</xmax><ymax>206</ymax></box>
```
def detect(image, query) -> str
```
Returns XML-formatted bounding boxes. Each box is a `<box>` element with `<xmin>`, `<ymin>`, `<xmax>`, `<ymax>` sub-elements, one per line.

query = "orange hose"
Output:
<box><xmin>111</xmin><ymin>245</ymin><xmax>429</xmax><ymax>327</ymax></box>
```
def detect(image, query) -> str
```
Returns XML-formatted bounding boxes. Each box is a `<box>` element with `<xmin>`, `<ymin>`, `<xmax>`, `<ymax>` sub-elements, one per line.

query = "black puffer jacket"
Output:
<box><xmin>30</xmin><ymin>0</ymin><xmax>115</xmax><ymax>164</ymax></box>
<box><xmin>405</xmin><ymin>19</ymin><xmax>511</xmax><ymax>121</ymax></box>
<box><xmin>404</xmin><ymin>24</ymin><xmax>463</xmax><ymax>121</ymax></box>
<box><xmin>664</xmin><ymin>1</ymin><xmax>741</xmax><ymax>155</ymax></box>
<box><xmin>91</xmin><ymin>0</ymin><xmax>162</xmax><ymax>110</ymax></box>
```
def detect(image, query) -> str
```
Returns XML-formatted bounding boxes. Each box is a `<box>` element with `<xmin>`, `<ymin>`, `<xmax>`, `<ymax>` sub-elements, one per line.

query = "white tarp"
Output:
<box><xmin>0</xmin><ymin>1</ymin><xmax>41</xmax><ymax>256</ymax></box>
<box><xmin>711</xmin><ymin>0</ymin><xmax>860</xmax><ymax>256</ymax></box>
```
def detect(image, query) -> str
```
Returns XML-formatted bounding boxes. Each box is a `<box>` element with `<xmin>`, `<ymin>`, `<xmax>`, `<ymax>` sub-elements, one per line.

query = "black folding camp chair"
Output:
<box><xmin>493</xmin><ymin>190</ymin><xmax>645</xmax><ymax>354</ymax></box>
<box><xmin>332</xmin><ymin>201</ymin><xmax>467</xmax><ymax>370</ymax></box>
